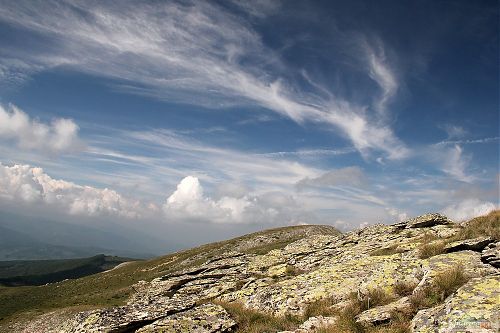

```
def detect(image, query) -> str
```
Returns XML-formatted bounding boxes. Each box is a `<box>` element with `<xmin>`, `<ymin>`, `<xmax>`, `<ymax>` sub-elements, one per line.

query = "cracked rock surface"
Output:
<box><xmin>6</xmin><ymin>213</ymin><xmax>499</xmax><ymax>333</ymax></box>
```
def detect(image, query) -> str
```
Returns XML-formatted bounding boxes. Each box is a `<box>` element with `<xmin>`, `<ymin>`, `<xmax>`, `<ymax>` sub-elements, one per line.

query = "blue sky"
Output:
<box><xmin>0</xmin><ymin>0</ymin><xmax>498</xmax><ymax>241</ymax></box>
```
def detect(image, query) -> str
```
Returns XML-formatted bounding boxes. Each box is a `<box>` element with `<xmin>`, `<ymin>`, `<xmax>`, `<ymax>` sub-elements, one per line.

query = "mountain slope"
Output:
<box><xmin>1</xmin><ymin>212</ymin><xmax>499</xmax><ymax>333</ymax></box>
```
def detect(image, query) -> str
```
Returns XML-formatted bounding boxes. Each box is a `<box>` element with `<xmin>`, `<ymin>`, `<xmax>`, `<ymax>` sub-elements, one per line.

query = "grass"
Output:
<box><xmin>0</xmin><ymin>225</ymin><xmax>331</xmax><ymax>328</ymax></box>
<box><xmin>410</xmin><ymin>265</ymin><xmax>468</xmax><ymax>310</ymax></box>
<box><xmin>417</xmin><ymin>241</ymin><xmax>446</xmax><ymax>259</ymax></box>
<box><xmin>215</xmin><ymin>301</ymin><xmax>302</xmax><ymax>333</ymax></box>
<box><xmin>370</xmin><ymin>244</ymin><xmax>405</xmax><ymax>257</ymax></box>
<box><xmin>455</xmin><ymin>210</ymin><xmax>499</xmax><ymax>240</ymax></box>
<box><xmin>285</xmin><ymin>264</ymin><xmax>305</xmax><ymax>277</ymax></box>
<box><xmin>415</xmin><ymin>210</ymin><xmax>499</xmax><ymax>259</ymax></box>
<box><xmin>393</xmin><ymin>280</ymin><xmax>418</xmax><ymax>297</ymax></box>
<box><xmin>0</xmin><ymin>255</ymin><xmax>134</xmax><ymax>287</ymax></box>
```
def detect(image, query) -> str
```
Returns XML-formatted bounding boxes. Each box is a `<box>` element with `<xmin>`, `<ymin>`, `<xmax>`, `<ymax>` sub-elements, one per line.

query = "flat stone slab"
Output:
<box><xmin>136</xmin><ymin>303</ymin><xmax>237</xmax><ymax>333</ymax></box>
<box><xmin>401</xmin><ymin>213</ymin><xmax>452</xmax><ymax>229</ymax></box>
<box><xmin>445</xmin><ymin>237</ymin><xmax>494</xmax><ymax>253</ymax></box>
<box><xmin>355</xmin><ymin>297</ymin><xmax>411</xmax><ymax>326</ymax></box>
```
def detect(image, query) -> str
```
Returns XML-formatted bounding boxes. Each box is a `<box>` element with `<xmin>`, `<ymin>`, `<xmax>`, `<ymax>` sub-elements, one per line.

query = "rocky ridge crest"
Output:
<box><xmin>10</xmin><ymin>212</ymin><xmax>500</xmax><ymax>333</ymax></box>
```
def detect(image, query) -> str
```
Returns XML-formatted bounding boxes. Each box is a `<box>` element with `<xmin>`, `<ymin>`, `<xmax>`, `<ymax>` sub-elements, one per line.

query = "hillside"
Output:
<box><xmin>1</xmin><ymin>212</ymin><xmax>499</xmax><ymax>333</ymax></box>
<box><xmin>0</xmin><ymin>255</ymin><xmax>136</xmax><ymax>287</ymax></box>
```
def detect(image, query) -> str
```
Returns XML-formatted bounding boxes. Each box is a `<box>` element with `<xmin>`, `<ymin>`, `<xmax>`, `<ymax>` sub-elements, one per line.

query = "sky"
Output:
<box><xmin>0</xmin><ymin>0</ymin><xmax>498</xmax><ymax>250</ymax></box>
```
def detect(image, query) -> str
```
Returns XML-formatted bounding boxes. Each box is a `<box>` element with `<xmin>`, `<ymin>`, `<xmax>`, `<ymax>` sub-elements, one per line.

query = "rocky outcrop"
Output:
<box><xmin>8</xmin><ymin>213</ymin><xmax>499</xmax><ymax>333</ymax></box>
<box><xmin>394</xmin><ymin>213</ymin><xmax>452</xmax><ymax>229</ymax></box>
<box><xmin>444</xmin><ymin>236</ymin><xmax>494</xmax><ymax>253</ymax></box>
<box><xmin>482</xmin><ymin>242</ymin><xmax>500</xmax><ymax>268</ymax></box>
<box><xmin>411</xmin><ymin>274</ymin><xmax>500</xmax><ymax>333</ymax></box>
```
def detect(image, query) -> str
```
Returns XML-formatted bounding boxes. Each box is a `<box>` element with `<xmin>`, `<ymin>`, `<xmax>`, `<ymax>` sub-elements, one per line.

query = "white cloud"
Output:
<box><xmin>442</xmin><ymin>124</ymin><xmax>467</xmax><ymax>139</ymax></box>
<box><xmin>297</xmin><ymin>167</ymin><xmax>367</xmax><ymax>189</ymax></box>
<box><xmin>0</xmin><ymin>0</ymin><xmax>408</xmax><ymax>160</ymax></box>
<box><xmin>0</xmin><ymin>104</ymin><xmax>82</xmax><ymax>154</ymax></box>
<box><xmin>442</xmin><ymin>199</ymin><xmax>497</xmax><ymax>222</ymax></box>
<box><xmin>439</xmin><ymin>145</ymin><xmax>474</xmax><ymax>183</ymax></box>
<box><xmin>0</xmin><ymin>163</ymin><xmax>142</xmax><ymax>218</ymax></box>
<box><xmin>386</xmin><ymin>207</ymin><xmax>408</xmax><ymax>222</ymax></box>
<box><xmin>164</xmin><ymin>176</ymin><xmax>306</xmax><ymax>224</ymax></box>
<box><xmin>365</xmin><ymin>43</ymin><xmax>398</xmax><ymax>114</ymax></box>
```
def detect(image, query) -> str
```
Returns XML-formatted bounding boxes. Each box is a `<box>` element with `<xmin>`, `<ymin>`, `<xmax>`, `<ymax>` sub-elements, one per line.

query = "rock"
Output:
<box><xmin>355</xmin><ymin>297</ymin><xmax>411</xmax><ymax>326</ymax></box>
<box><xmin>136</xmin><ymin>303</ymin><xmax>237</xmax><ymax>333</ymax></box>
<box><xmin>278</xmin><ymin>316</ymin><xmax>337</xmax><ymax>333</ymax></box>
<box><xmin>482</xmin><ymin>242</ymin><xmax>500</xmax><ymax>268</ymax></box>
<box><xmin>445</xmin><ymin>237</ymin><xmax>494</xmax><ymax>253</ymax></box>
<box><xmin>411</xmin><ymin>274</ymin><xmax>500</xmax><ymax>333</ymax></box>
<box><xmin>12</xmin><ymin>213</ymin><xmax>499</xmax><ymax>333</ymax></box>
<box><xmin>299</xmin><ymin>316</ymin><xmax>337</xmax><ymax>330</ymax></box>
<box><xmin>398</xmin><ymin>213</ymin><xmax>452</xmax><ymax>229</ymax></box>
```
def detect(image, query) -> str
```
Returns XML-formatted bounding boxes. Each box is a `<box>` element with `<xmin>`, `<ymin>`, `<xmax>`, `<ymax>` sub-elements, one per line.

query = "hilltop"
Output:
<box><xmin>1</xmin><ymin>212</ymin><xmax>499</xmax><ymax>333</ymax></box>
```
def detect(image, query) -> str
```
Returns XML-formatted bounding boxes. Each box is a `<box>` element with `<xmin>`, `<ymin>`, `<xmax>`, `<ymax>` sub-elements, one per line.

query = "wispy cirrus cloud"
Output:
<box><xmin>0</xmin><ymin>0</ymin><xmax>408</xmax><ymax>160</ymax></box>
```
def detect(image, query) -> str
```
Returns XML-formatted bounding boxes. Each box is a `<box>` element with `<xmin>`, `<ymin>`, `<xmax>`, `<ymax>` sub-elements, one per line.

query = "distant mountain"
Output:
<box><xmin>0</xmin><ymin>254</ymin><xmax>136</xmax><ymax>286</ymax></box>
<box><xmin>0</xmin><ymin>211</ymin><xmax>161</xmax><ymax>260</ymax></box>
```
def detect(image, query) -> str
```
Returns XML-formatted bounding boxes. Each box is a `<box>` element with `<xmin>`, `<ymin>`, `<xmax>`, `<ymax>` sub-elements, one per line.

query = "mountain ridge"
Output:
<box><xmin>1</xmin><ymin>212</ymin><xmax>499</xmax><ymax>333</ymax></box>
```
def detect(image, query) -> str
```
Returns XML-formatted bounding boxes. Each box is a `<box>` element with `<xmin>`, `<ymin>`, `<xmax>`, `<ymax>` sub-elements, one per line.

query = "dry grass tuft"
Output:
<box><xmin>455</xmin><ymin>210</ymin><xmax>500</xmax><ymax>241</ymax></box>
<box><xmin>214</xmin><ymin>300</ymin><xmax>301</xmax><ymax>333</ymax></box>
<box><xmin>393</xmin><ymin>280</ymin><xmax>418</xmax><ymax>297</ymax></box>
<box><xmin>303</xmin><ymin>297</ymin><xmax>337</xmax><ymax>318</ymax></box>
<box><xmin>370</xmin><ymin>245</ymin><xmax>405</xmax><ymax>257</ymax></box>
<box><xmin>417</xmin><ymin>241</ymin><xmax>446</xmax><ymax>259</ymax></box>
<box><xmin>409</xmin><ymin>265</ymin><xmax>468</xmax><ymax>311</ymax></box>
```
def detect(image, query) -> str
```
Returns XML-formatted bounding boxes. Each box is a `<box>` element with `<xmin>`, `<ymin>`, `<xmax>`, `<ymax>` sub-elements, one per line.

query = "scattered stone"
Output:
<box><xmin>278</xmin><ymin>316</ymin><xmax>337</xmax><ymax>333</ymax></box>
<box><xmin>445</xmin><ymin>237</ymin><xmax>494</xmax><ymax>253</ymax></box>
<box><xmin>355</xmin><ymin>297</ymin><xmax>411</xmax><ymax>326</ymax></box>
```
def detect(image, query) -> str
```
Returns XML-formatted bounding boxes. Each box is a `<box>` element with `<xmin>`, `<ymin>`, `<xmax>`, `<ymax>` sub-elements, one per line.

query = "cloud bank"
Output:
<box><xmin>0</xmin><ymin>163</ymin><xmax>141</xmax><ymax>218</ymax></box>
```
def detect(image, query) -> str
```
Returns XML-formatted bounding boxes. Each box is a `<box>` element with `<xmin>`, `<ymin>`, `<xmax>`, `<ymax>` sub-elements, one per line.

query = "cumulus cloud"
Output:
<box><xmin>0</xmin><ymin>163</ymin><xmax>141</xmax><ymax>218</ymax></box>
<box><xmin>442</xmin><ymin>199</ymin><xmax>497</xmax><ymax>222</ymax></box>
<box><xmin>297</xmin><ymin>167</ymin><xmax>367</xmax><ymax>189</ymax></box>
<box><xmin>0</xmin><ymin>104</ymin><xmax>82</xmax><ymax>154</ymax></box>
<box><xmin>164</xmin><ymin>176</ymin><xmax>305</xmax><ymax>224</ymax></box>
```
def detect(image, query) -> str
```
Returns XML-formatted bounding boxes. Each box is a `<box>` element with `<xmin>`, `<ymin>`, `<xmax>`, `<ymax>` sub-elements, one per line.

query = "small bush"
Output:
<box><xmin>393</xmin><ymin>280</ymin><xmax>418</xmax><ymax>297</ymax></box>
<box><xmin>418</xmin><ymin>241</ymin><xmax>446</xmax><ymax>259</ymax></box>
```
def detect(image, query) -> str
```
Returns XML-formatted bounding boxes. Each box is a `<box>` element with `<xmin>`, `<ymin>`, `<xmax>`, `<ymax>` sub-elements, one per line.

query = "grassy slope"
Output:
<box><xmin>0</xmin><ymin>225</ymin><xmax>338</xmax><ymax>326</ymax></box>
<box><xmin>0</xmin><ymin>255</ymin><xmax>135</xmax><ymax>286</ymax></box>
